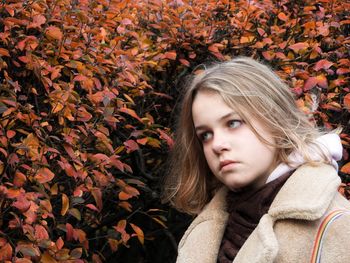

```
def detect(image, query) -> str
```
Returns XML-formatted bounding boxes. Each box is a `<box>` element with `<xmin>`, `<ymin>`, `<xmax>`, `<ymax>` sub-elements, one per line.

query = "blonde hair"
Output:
<box><xmin>163</xmin><ymin>56</ymin><xmax>330</xmax><ymax>215</ymax></box>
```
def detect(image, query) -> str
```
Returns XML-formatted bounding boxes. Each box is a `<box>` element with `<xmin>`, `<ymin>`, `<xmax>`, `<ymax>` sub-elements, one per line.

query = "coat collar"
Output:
<box><xmin>177</xmin><ymin>164</ymin><xmax>341</xmax><ymax>263</ymax></box>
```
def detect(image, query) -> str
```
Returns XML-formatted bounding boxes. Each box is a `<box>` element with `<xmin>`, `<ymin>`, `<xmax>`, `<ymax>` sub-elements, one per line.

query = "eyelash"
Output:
<box><xmin>198</xmin><ymin>119</ymin><xmax>243</xmax><ymax>142</ymax></box>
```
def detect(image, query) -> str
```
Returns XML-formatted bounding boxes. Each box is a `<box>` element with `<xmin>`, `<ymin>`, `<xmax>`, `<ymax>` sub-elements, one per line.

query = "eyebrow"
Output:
<box><xmin>194</xmin><ymin>112</ymin><xmax>239</xmax><ymax>132</ymax></box>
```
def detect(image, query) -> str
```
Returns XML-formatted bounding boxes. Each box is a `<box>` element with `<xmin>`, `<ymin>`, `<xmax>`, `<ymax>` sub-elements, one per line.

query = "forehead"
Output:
<box><xmin>192</xmin><ymin>91</ymin><xmax>237</xmax><ymax>124</ymax></box>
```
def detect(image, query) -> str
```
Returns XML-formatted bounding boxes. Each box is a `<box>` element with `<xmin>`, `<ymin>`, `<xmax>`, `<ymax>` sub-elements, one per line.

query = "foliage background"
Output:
<box><xmin>0</xmin><ymin>0</ymin><xmax>349</xmax><ymax>262</ymax></box>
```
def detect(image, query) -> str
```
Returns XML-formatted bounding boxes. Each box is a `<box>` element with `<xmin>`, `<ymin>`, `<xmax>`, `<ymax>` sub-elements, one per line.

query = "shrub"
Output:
<box><xmin>0</xmin><ymin>0</ymin><xmax>349</xmax><ymax>262</ymax></box>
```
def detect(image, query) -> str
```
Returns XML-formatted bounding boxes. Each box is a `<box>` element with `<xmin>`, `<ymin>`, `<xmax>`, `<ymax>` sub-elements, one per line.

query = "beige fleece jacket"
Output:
<box><xmin>177</xmin><ymin>164</ymin><xmax>350</xmax><ymax>263</ymax></box>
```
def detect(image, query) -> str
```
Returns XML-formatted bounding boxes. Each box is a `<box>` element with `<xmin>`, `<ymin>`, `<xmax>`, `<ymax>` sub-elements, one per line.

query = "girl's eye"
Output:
<box><xmin>199</xmin><ymin>132</ymin><xmax>213</xmax><ymax>142</ymax></box>
<box><xmin>228</xmin><ymin>120</ymin><xmax>242</xmax><ymax>129</ymax></box>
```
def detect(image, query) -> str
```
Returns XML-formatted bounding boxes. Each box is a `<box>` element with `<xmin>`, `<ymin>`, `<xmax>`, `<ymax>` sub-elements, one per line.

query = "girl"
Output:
<box><xmin>163</xmin><ymin>57</ymin><xmax>350</xmax><ymax>263</ymax></box>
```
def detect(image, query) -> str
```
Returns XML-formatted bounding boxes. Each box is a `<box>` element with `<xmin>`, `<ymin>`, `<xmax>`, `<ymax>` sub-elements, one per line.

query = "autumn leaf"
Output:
<box><xmin>289</xmin><ymin>42</ymin><xmax>309</xmax><ymax>53</ymax></box>
<box><xmin>27</xmin><ymin>14</ymin><xmax>46</xmax><ymax>29</ymax></box>
<box><xmin>0</xmin><ymin>48</ymin><xmax>10</xmax><ymax>57</ymax></box>
<box><xmin>344</xmin><ymin>94</ymin><xmax>350</xmax><ymax>111</ymax></box>
<box><xmin>61</xmin><ymin>193</ymin><xmax>69</xmax><ymax>216</ymax></box>
<box><xmin>278</xmin><ymin>12</ymin><xmax>288</xmax><ymax>21</ymax></box>
<box><xmin>0</xmin><ymin>242</ymin><xmax>12</xmax><ymax>261</ymax></box>
<box><xmin>163</xmin><ymin>51</ymin><xmax>177</xmax><ymax>60</ymax></box>
<box><xmin>124</xmin><ymin>139</ymin><xmax>139</xmax><ymax>153</ymax></box>
<box><xmin>314</xmin><ymin>59</ymin><xmax>333</xmax><ymax>71</ymax></box>
<box><xmin>34</xmin><ymin>225</ymin><xmax>49</xmax><ymax>240</ymax></box>
<box><xmin>35</xmin><ymin>167</ymin><xmax>55</xmax><ymax>183</ymax></box>
<box><xmin>130</xmin><ymin>223</ymin><xmax>144</xmax><ymax>245</ymax></box>
<box><xmin>45</xmin><ymin>26</ymin><xmax>63</xmax><ymax>41</ymax></box>
<box><xmin>341</xmin><ymin>162</ymin><xmax>350</xmax><ymax>174</ymax></box>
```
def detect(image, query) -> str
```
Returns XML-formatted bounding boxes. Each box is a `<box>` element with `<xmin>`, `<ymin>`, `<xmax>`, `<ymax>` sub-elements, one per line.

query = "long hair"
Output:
<box><xmin>163</xmin><ymin>56</ymin><xmax>330</xmax><ymax>215</ymax></box>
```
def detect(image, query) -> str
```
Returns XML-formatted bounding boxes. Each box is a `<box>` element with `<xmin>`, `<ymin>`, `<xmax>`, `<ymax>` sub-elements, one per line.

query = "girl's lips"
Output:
<box><xmin>219</xmin><ymin>160</ymin><xmax>237</xmax><ymax>171</ymax></box>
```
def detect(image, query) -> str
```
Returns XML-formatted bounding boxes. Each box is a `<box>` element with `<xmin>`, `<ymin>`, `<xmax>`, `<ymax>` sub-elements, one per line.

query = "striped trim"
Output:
<box><xmin>310</xmin><ymin>210</ymin><xmax>350</xmax><ymax>263</ymax></box>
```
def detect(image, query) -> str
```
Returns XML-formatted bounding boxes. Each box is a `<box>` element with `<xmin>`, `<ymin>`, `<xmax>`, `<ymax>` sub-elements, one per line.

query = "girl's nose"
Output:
<box><xmin>212</xmin><ymin>135</ymin><xmax>230</xmax><ymax>153</ymax></box>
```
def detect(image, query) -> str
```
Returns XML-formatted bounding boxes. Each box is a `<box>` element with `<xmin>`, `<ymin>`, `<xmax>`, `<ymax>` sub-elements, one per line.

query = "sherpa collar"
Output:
<box><xmin>177</xmin><ymin>163</ymin><xmax>341</xmax><ymax>263</ymax></box>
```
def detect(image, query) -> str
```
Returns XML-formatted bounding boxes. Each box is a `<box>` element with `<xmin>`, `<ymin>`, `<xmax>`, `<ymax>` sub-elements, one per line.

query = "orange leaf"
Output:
<box><xmin>0</xmin><ymin>242</ymin><xmax>12</xmax><ymax>261</ymax></box>
<box><xmin>35</xmin><ymin>167</ymin><xmax>55</xmax><ymax>183</ymax></box>
<box><xmin>316</xmin><ymin>75</ymin><xmax>327</xmax><ymax>89</ymax></box>
<box><xmin>344</xmin><ymin>93</ymin><xmax>350</xmax><ymax>111</ymax></box>
<box><xmin>278</xmin><ymin>12</ymin><xmax>288</xmax><ymax>21</ymax></box>
<box><xmin>0</xmin><ymin>48</ymin><xmax>10</xmax><ymax>57</ymax></box>
<box><xmin>119</xmin><ymin>107</ymin><xmax>142</xmax><ymax>122</ymax></box>
<box><xmin>119</xmin><ymin>191</ymin><xmax>132</xmax><ymax>200</ymax></box>
<box><xmin>289</xmin><ymin>42</ymin><xmax>309</xmax><ymax>53</ymax></box>
<box><xmin>130</xmin><ymin>223</ymin><xmax>144</xmax><ymax>245</ymax></box>
<box><xmin>163</xmin><ymin>51</ymin><xmax>177</xmax><ymax>60</ymax></box>
<box><xmin>41</xmin><ymin>251</ymin><xmax>58</xmax><ymax>263</ymax></box>
<box><xmin>46</xmin><ymin>26</ymin><xmax>63</xmax><ymax>41</ymax></box>
<box><xmin>61</xmin><ymin>193</ymin><xmax>69</xmax><ymax>216</ymax></box>
<box><xmin>340</xmin><ymin>162</ymin><xmax>350</xmax><ymax>174</ymax></box>
<box><xmin>14</xmin><ymin>171</ymin><xmax>27</xmax><ymax>187</ymax></box>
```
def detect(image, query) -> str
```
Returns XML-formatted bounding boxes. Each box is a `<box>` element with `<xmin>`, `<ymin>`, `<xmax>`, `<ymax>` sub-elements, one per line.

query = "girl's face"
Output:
<box><xmin>192</xmin><ymin>90</ymin><xmax>277</xmax><ymax>191</ymax></box>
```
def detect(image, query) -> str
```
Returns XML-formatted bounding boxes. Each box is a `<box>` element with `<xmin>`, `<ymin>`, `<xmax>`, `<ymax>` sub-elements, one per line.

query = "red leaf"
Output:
<box><xmin>91</xmin><ymin>188</ymin><xmax>103</xmax><ymax>211</ymax></box>
<box><xmin>34</xmin><ymin>225</ymin><xmax>49</xmax><ymax>240</ymax></box>
<box><xmin>56</xmin><ymin>237</ymin><xmax>64</xmax><ymax>250</ymax></box>
<box><xmin>6</xmin><ymin>130</ymin><xmax>16</xmax><ymax>138</ymax></box>
<box><xmin>303</xmin><ymin>77</ymin><xmax>318</xmax><ymax>91</ymax></box>
<box><xmin>34</xmin><ymin>167</ymin><xmax>55</xmax><ymax>183</ymax></box>
<box><xmin>314</xmin><ymin>59</ymin><xmax>333</xmax><ymax>71</ymax></box>
<box><xmin>157</xmin><ymin>128</ymin><xmax>174</xmax><ymax>148</ymax></box>
<box><xmin>179</xmin><ymin>58</ymin><xmax>190</xmax><ymax>67</ymax></box>
<box><xmin>85</xmin><ymin>204</ymin><xmax>99</xmax><ymax>211</ymax></box>
<box><xmin>66</xmin><ymin>223</ymin><xmax>74</xmax><ymax>241</ymax></box>
<box><xmin>337</xmin><ymin>68</ymin><xmax>350</xmax><ymax>75</ymax></box>
<box><xmin>124</xmin><ymin>139</ymin><xmax>139</xmax><ymax>153</ymax></box>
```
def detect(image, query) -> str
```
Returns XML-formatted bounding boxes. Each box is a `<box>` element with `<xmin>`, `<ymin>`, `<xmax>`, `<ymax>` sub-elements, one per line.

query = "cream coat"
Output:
<box><xmin>177</xmin><ymin>164</ymin><xmax>350</xmax><ymax>263</ymax></box>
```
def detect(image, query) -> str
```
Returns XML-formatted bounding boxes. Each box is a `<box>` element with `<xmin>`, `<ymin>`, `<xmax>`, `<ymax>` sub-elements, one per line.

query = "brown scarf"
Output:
<box><xmin>217</xmin><ymin>172</ymin><xmax>291</xmax><ymax>263</ymax></box>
